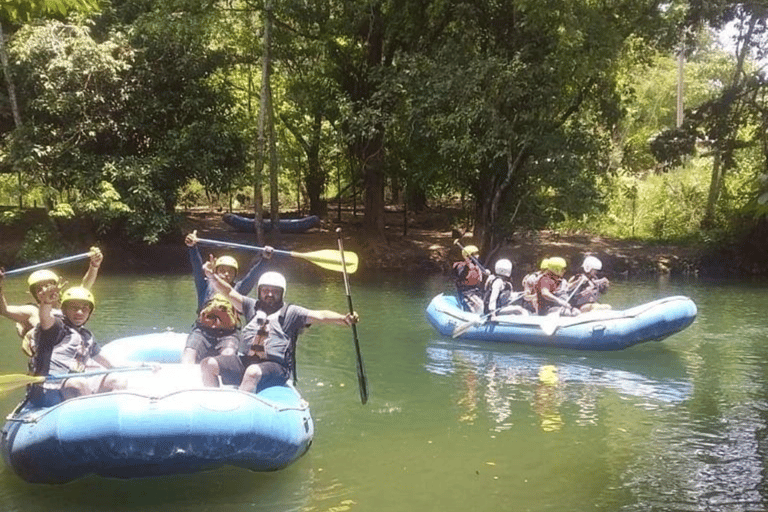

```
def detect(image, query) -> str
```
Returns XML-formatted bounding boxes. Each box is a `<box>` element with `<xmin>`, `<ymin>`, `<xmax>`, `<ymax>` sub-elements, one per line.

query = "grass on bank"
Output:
<box><xmin>557</xmin><ymin>155</ymin><xmax>755</xmax><ymax>246</ymax></box>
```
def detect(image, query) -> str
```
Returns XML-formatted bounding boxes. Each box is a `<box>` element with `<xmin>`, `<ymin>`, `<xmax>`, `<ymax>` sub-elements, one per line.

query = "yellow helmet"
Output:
<box><xmin>27</xmin><ymin>269</ymin><xmax>60</xmax><ymax>295</ymax></box>
<box><xmin>61</xmin><ymin>286</ymin><xmax>95</xmax><ymax>310</ymax></box>
<box><xmin>539</xmin><ymin>258</ymin><xmax>550</xmax><ymax>270</ymax></box>
<box><xmin>461</xmin><ymin>245</ymin><xmax>480</xmax><ymax>259</ymax></box>
<box><xmin>28</xmin><ymin>269</ymin><xmax>59</xmax><ymax>287</ymax></box>
<box><xmin>214</xmin><ymin>255</ymin><xmax>239</xmax><ymax>273</ymax></box>
<box><xmin>546</xmin><ymin>257</ymin><xmax>567</xmax><ymax>275</ymax></box>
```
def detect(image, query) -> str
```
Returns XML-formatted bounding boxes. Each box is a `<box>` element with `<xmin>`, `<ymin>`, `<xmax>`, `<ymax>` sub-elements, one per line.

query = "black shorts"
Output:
<box><xmin>186</xmin><ymin>326</ymin><xmax>241</xmax><ymax>360</ymax></box>
<box><xmin>214</xmin><ymin>355</ymin><xmax>289</xmax><ymax>391</ymax></box>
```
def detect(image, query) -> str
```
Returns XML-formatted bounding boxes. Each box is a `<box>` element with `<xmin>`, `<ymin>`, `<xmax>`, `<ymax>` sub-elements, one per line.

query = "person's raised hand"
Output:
<box><xmin>185</xmin><ymin>230</ymin><xmax>198</xmax><ymax>247</ymax></box>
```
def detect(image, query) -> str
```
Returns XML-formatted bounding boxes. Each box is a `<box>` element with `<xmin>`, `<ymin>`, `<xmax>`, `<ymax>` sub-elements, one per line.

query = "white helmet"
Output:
<box><xmin>494</xmin><ymin>258</ymin><xmax>513</xmax><ymax>277</ymax></box>
<box><xmin>582</xmin><ymin>256</ymin><xmax>602</xmax><ymax>273</ymax></box>
<box><xmin>257</xmin><ymin>271</ymin><xmax>286</xmax><ymax>297</ymax></box>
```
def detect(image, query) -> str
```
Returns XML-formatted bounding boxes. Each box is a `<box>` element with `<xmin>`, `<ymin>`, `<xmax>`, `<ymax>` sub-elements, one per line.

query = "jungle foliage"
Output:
<box><xmin>0</xmin><ymin>0</ymin><xmax>766</xmax><ymax>255</ymax></box>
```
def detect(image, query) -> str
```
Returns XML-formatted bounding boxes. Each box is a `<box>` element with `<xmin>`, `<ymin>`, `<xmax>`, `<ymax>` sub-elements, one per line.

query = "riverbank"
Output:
<box><xmin>110</xmin><ymin>208</ymin><xmax>728</xmax><ymax>278</ymax></box>
<box><xmin>0</xmin><ymin>207</ymin><xmax>744</xmax><ymax>278</ymax></box>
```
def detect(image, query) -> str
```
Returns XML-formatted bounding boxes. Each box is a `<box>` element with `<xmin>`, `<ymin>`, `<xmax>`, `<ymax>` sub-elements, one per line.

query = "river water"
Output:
<box><xmin>0</xmin><ymin>268</ymin><xmax>766</xmax><ymax>512</ymax></box>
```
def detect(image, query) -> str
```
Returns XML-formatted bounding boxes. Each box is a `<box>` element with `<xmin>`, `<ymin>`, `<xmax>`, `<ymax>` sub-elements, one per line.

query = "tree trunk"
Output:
<box><xmin>0</xmin><ymin>22</ymin><xmax>21</xmax><ymax>129</ymax></box>
<box><xmin>343</xmin><ymin>4</ymin><xmax>386</xmax><ymax>237</ymax></box>
<box><xmin>305</xmin><ymin>112</ymin><xmax>325</xmax><ymax>216</ymax></box>
<box><xmin>253</xmin><ymin>4</ymin><xmax>273</xmax><ymax>244</ymax></box>
<box><xmin>264</xmin><ymin>1</ymin><xmax>280</xmax><ymax>233</ymax></box>
<box><xmin>361</xmin><ymin>133</ymin><xmax>386</xmax><ymax>235</ymax></box>
<box><xmin>1</xmin><ymin>21</ymin><xmax>24</xmax><ymax>208</ymax></box>
<box><xmin>702</xmin><ymin>14</ymin><xmax>755</xmax><ymax>229</ymax></box>
<box><xmin>476</xmin><ymin>143</ymin><xmax>529</xmax><ymax>256</ymax></box>
<box><xmin>703</xmin><ymin>150</ymin><xmax>723</xmax><ymax>228</ymax></box>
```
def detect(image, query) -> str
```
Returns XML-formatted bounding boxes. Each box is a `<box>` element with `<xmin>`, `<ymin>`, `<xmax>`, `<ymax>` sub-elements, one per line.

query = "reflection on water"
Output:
<box><xmin>425</xmin><ymin>338</ymin><xmax>692</xmax><ymax>433</ymax></box>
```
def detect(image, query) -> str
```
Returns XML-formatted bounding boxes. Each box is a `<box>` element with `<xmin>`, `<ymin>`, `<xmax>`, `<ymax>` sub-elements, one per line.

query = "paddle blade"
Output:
<box><xmin>0</xmin><ymin>374</ymin><xmax>45</xmax><ymax>394</ymax></box>
<box><xmin>541</xmin><ymin>317</ymin><xmax>559</xmax><ymax>336</ymax></box>
<box><xmin>294</xmin><ymin>250</ymin><xmax>358</xmax><ymax>274</ymax></box>
<box><xmin>452</xmin><ymin>320</ymin><xmax>474</xmax><ymax>338</ymax></box>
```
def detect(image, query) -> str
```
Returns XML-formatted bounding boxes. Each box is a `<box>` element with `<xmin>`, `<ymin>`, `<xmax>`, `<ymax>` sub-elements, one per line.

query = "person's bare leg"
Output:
<box><xmin>238</xmin><ymin>364</ymin><xmax>263</xmax><ymax>392</ymax></box>
<box><xmin>200</xmin><ymin>357</ymin><xmax>221</xmax><ymax>387</ymax></box>
<box><xmin>181</xmin><ymin>347</ymin><xmax>199</xmax><ymax>364</ymax></box>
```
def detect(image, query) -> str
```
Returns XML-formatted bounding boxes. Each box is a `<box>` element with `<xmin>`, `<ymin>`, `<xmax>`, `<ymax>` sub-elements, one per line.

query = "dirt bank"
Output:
<box><xmin>114</xmin><ymin>209</ymin><xmax>724</xmax><ymax>278</ymax></box>
<box><xmin>0</xmin><ymin>207</ymin><xmax>736</xmax><ymax>278</ymax></box>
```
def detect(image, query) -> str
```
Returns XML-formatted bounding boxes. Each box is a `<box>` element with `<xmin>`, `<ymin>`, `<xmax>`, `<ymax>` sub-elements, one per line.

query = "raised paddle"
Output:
<box><xmin>336</xmin><ymin>228</ymin><xmax>368</xmax><ymax>404</ymax></box>
<box><xmin>0</xmin><ymin>366</ymin><xmax>154</xmax><ymax>395</ymax></box>
<box><xmin>196</xmin><ymin>238</ymin><xmax>358</xmax><ymax>274</ymax></box>
<box><xmin>2</xmin><ymin>252</ymin><xmax>92</xmax><ymax>277</ymax></box>
<box><xmin>452</xmin><ymin>239</ymin><xmax>490</xmax><ymax>275</ymax></box>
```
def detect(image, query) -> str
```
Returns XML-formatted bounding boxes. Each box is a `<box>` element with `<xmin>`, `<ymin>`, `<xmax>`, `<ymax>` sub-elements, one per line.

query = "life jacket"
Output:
<box><xmin>533</xmin><ymin>271</ymin><xmax>564</xmax><ymax>315</ymax></box>
<box><xmin>571</xmin><ymin>274</ymin><xmax>608</xmax><ymax>307</ymax></box>
<box><xmin>521</xmin><ymin>271</ymin><xmax>541</xmax><ymax>311</ymax></box>
<box><xmin>244</xmin><ymin>302</ymin><xmax>299</xmax><ymax>382</ymax></box>
<box><xmin>197</xmin><ymin>293</ymin><xmax>239</xmax><ymax>333</ymax></box>
<box><xmin>32</xmin><ymin>319</ymin><xmax>98</xmax><ymax>380</ymax></box>
<box><xmin>484</xmin><ymin>275</ymin><xmax>514</xmax><ymax>313</ymax></box>
<box><xmin>276</xmin><ymin>302</ymin><xmax>299</xmax><ymax>381</ymax></box>
<box><xmin>453</xmin><ymin>260</ymin><xmax>484</xmax><ymax>292</ymax></box>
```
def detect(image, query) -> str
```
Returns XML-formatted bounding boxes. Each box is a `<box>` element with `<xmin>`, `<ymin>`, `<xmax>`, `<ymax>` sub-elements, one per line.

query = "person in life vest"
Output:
<box><xmin>199</xmin><ymin>266</ymin><xmax>358</xmax><ymax>392</ymax></box>
<box><xmin>0</xmin><ymin>247</ymin><xmax>103</xmax><ymax>359</ymax></box>
<box><xmin>452</xmin><ymin>244</ymin><xmax>487</xmax><ymax>313</ymax></box>
<box><xmin>521</xmin><ymin>258</ymin><xmax>548</xmax><ymax>314</ymax></box>
<box><xmin>30</xmin><ymin>286</ymin><xmax>135</xmax><ymax>405</ymax></box>
<box><xmin>485</xmin><ymin>258</ymin><xmax>527</xmax><ymax>319</ymax></box>
<box><xmin>534</xmin><ymin>257</ymin><xmax>579</xmax><ymax>316</ymax></box>
<box><xmin>568</xmin><ymin>256</ymin><xmax>611</xmax><ymax>312</ymax></box>
<box><xmin>182</xmin><ymin>231</ymin><xmax>273</xmax><ymax>364</ymax></box>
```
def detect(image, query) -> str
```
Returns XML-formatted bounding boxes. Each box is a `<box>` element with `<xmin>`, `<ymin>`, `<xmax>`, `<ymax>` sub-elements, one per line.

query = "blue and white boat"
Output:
<box><xmin>223</xmin><ymin>213</ymin><xmax>321</xmax><ymax>233</ymax></box>
<box><xmin>1</xmin><ymin>332</ymin><xmax>313</xmax><ymax>484</ymax></box>
<box><xmin>426</xmin><ymin>294</ymin><xmax>697</xmax><ymax>351</ymax></box>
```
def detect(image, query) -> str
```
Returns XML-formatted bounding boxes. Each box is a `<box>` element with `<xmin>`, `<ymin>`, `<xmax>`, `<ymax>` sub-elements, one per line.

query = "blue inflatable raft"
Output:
<box><xmin>1</xmin><ymin>332</ymin><xmax>314</xmax><ymax>484</ymax></box>
<box><xmin>223</xmin><ymin>213</ymin><xmax>321</xmax><ymax>233</ymax></box>
<box><xmin>426</xmin><ymin>294</ymin><xmax>697</xmax><ymax>351</ymax></box>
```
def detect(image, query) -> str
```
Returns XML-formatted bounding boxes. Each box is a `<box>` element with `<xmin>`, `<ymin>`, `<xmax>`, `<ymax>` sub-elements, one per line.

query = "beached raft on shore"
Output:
<box><xmin>425</xmin><ymin>294</ymin><xmax>697</xmax><ymax>351</ymax></box>
<box><xmin>222</xmin><ymin>213</ymin><xmax>321</xmax><ymax>233</ymax></box>
<box><xmin>1</xmin><ymin>332</ymin><xmax>313</xmax><ymax>484</ymax></box>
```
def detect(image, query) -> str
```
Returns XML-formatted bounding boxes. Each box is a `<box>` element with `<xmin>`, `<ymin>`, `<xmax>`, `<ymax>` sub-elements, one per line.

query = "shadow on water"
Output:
<box><xmin>0</xmin><ymin>460</ymin><xmax>341</xmax><ymax>512</ymax></box>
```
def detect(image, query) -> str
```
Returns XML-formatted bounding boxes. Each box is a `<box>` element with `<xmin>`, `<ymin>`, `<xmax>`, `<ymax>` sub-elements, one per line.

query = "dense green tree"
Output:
<box><xmin>3</xmin><ymin>0</ymin><xmax>248</xmax><ymax>242</ymax></box>
<box><xmin>661</xmin><ymin>1</ymin><xmax>767</xmax><ymax>229</ymax></box>
<box><xmin>0</xmin><ymin>0</ymin><xmax>100</xmax><ymax>208</ymax></box>
<box><xmin>383</xmin><ymin>0</ymin><xmax>683</xmax><ymax>253</ymax></box>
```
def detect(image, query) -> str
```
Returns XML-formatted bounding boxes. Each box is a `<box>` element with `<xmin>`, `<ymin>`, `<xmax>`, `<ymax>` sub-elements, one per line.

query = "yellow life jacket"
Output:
<box><xmin>198</xmin><ymin>294</ymin><xmax>239</xmax><ymax>331</ymax></box>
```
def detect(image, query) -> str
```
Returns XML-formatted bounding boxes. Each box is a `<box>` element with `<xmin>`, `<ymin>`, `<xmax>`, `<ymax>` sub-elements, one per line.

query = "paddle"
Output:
<box><xmin>452</xmin><ymin>310</ymin><xmax>496</xmax><ymax>338</ymax></box>
<box><xmin>196</xmin><ymin>238</ymin><xmax>358</xmax><ymax>274</ymax></box>
<box><xmin>0</xmin><ymin>366</ymin><xmax>154</xmax><ymax>395</ymax></box>
<box><xmin>336</xmin><ymin>228</ymin><xmax>368</xmax><ymax>405</ymax></box>
<box><xmin>540</xmin><ymin>276</ymin><xmax>588</xmax><ymax>336</ymax></box>
<box><xmin>451</xmin><ymin>291</ymin><xmax>526</xmax><ymax>338</ymax></box>
<box><xmin>2</xmin><ymin>253</ymin><xmax>91</xmax><ymax>277</ymax></box>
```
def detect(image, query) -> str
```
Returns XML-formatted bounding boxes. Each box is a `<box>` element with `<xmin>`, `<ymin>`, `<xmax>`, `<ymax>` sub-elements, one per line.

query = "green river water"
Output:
<box><xmin>0</xmin><ymin>267</ymin><xmax>766</xmax><ymax>512</ymax></box>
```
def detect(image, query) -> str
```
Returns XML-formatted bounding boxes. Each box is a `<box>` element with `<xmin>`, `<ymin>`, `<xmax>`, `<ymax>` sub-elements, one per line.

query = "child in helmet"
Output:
<box><xmin>568</xmin><ymin>255</ymin><xmax>611</xmax><ymax>312</ymax></box>
<box><xmin>485</xmin><ymin>258</ymin><xmax>527</xmax><ymax>319</ymax></box>
<box><xmin>0</xmin><ymin>247</ymin><xmax>103</xmax><ymax>358</ymax></box>
<box><xmin>521</xmin><ymin>259</ymin><xmax>547</xmax><ymax>314</ymax></box>
<box><xmin>534</xmin><ymin>257</ymin><xmax>579</xmax><ymax>316</ymax></box>
<box><xmin>452</xmin><ymin>244</ymin><xmax>487</xmax><ymax>313</ymax></box>
<box><xmin>182</xmin><ymin>231</ymin><xmax>273</xmax><ymax>364</ymax></box>
<box><xmin>199</xmin><ymin>265</ymin><xmax>358</xmax><ymax>392</ymax></box>
<box><xmin>31</xmin><ymin>285</ymin><xmax>128</xmax><ymax>405</ymax></box>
